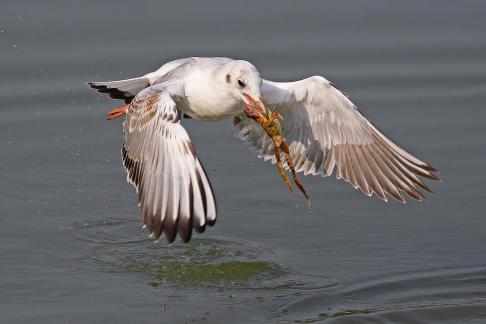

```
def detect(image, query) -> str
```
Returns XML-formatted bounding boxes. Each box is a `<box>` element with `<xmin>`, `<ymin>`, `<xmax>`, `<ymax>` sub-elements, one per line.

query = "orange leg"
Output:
<box><xmin>106</xmin><ymin>104</ymin><xmax>129</xmax><ymax>120</ymax></box>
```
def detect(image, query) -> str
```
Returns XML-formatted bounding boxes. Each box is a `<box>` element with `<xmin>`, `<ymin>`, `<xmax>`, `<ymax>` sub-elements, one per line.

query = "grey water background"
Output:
<box><xmin>1</xmin><ymin>1</ymin><xmax>486</xmax><ymax>323</ymax></box>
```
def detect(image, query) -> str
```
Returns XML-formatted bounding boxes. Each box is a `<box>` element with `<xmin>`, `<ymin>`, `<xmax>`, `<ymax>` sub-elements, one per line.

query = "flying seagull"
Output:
<box><xmin>88</xmin><ymin>57</ymin><xmax>439</xmax><ymax>243</ymax></box>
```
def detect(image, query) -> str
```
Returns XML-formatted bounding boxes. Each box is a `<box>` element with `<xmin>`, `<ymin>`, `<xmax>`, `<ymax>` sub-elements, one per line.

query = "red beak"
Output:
<box><xmin>243</xmin><ymin>93</ymin><xmax>257</xmax><ymax>105</ymax></box>
<box><xmin>243</xmin><ymin>94</ymin><xmax>266</xmax><ymax>113</ymax></box>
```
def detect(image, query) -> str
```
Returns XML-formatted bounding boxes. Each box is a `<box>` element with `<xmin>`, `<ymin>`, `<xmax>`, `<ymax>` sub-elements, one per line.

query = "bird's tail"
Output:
<box><xmin>87</xmin><ymin>76</ymin><xmax>150</xmax><ymax>103</ymax></box>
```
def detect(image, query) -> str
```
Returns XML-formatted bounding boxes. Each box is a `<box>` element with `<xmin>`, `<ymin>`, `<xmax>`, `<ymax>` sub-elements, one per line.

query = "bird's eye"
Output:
<box><xmin>237</xmin><ymin>79</ymin><xmax>246</xmax><ymax>88</ymax></box>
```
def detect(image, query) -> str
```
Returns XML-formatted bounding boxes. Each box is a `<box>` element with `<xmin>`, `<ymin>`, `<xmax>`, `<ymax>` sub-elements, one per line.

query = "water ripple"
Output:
<box><xmin>274</xmin><ymin>267</ymin><xmax>486</xmax><ymax>323</ymax></box>
<box><xmin>70</xmin><ymin>218</ymin><xmax>339</xmax><ymax>292</ymax></box>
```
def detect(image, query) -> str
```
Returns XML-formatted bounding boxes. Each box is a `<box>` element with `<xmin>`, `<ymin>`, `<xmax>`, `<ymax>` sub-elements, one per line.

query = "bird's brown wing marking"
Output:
<box><xmin>122</xmin><ymin>89</ymin><xmax>216</xmax><ymax>243</ymax></box>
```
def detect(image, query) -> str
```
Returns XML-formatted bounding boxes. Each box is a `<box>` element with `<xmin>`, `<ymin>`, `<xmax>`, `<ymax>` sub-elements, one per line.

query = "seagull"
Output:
<box><xmin>88</xmin><ymin>57</ymin><xmax>439</xmax><ymax>243</ymax></box>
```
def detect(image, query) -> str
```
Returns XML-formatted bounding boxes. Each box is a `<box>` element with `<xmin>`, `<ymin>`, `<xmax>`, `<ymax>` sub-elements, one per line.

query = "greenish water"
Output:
<box><xmin>124</xmin><ymin>239</ymin><xmax>288</xmax><ymax>289</ymax></box>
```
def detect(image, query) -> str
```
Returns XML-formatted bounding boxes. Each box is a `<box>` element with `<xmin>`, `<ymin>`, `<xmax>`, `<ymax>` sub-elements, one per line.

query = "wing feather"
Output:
<box><xmin>122</xmin><ymin>88</ymin><xmax>216</xmax><ymax>242</ymax></box>
<box><xmin>234</xmin><ymin>76</ymin><xmax>439</xmax><ymax>202</ymax></box>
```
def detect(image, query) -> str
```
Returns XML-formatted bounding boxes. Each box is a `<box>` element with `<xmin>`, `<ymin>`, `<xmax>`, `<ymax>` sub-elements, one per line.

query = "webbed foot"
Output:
<box><xmin>107</xmin><ymin>104</ymin><xmax>128</xmax><ymax>120</ymax></box>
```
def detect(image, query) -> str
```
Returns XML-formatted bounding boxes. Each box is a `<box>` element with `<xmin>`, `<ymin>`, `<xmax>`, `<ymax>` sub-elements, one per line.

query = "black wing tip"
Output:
<box><xmin>361</xmin><ymin>173</ymin><xmax>438</xmax><ymax>204</ymax></box>
<box><xmin>164</xmin><ymin>227</ymin><xmax>177</xmax><ymax>244</ymax></box>
<box><xmin>194</xmin><ymin>223</ymin><xmax>206</xmax><ymax>234</ymax></box>
<box><xmin>164</xmin><ymin>232</ymin><xmax>177</xmax><ymax>244</ymax></box>
<box><xmin>145</xmin><ymin>228</ymin><xmax>177</xmax><ymax>244</ymax></box>
<box><xmin>425</xmin><ymin>171</ymin><xmax>441</xmax><ymax>182</ymax></box>
<box><xmin>422</xmin><ymin>162</ymin><xmax>438</xmax><ymax>173</ymax></box>
<box><xmin>87</xmin><ymin>82</ymin><xmax>104</xmax><ymax>89</ymax></box>
<box><xmin>179</xmin><ymin>230</ymin><xmax>192</xmax><ymax>243</ymax></box>
<box><xmin>413</xmin><ymin>161</ymin><xmax>440</xmax><ymax>181</ymax></box>
<box><xmin>87</xmin><ymin>82</ymin><xmax>134</xmax><ymax>103</ymax></box>
<box><xmin>145</xmin><ymin>218</ymin><xmax>216</xmax><ymax>244</ymax></box>
<box><xmin>193</xmin><ymin>217</ymin><xmax>216</xmax><ymax>233</ymax></box>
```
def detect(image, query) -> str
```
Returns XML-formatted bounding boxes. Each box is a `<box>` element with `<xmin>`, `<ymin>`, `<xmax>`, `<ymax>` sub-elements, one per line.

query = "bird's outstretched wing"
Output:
<box><xmin>123</xmin><ymin>87</ymin><xmax>216</xmax><ymax>242</ymax></box>
<box><xmin>88</xmin><ymin>77</ymin><xmax>150</xmax><ymax>104</ymax></box>
<box><xmin>234</xmin><ymin>76</ymin><xmax>439</xmax><ymax>202</ymax></box>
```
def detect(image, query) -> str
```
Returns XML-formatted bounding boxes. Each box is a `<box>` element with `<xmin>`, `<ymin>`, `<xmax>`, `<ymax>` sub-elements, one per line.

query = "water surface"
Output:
<box><xmin>1</xmin><ymin>1</ymin><xmax>486</xmax><ymax>323</ymax></box>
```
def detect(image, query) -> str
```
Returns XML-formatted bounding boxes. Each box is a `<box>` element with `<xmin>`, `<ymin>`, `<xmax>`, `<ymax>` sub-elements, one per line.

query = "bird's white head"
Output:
<box><xmin>220</xmin><ymin>60</ymin><xmax>265</xmax><ymax>109</ymax></box>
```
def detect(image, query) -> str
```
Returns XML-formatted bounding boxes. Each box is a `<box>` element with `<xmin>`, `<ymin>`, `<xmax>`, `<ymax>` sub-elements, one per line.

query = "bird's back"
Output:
<box><xmin>147</xmin><ymin>57</ymin><xmax>233</xmax><ymax>85</ymax></box>
<box><xmin>88</xmin><ymin>57</ymin><xmax>233</xmax><ymax>103</ymax></box>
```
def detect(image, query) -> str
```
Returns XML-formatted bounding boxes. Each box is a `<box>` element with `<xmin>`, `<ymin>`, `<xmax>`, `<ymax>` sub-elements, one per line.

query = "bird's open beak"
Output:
<box><xmin>243</xmin><ymin>93</ymin><xmax>266</xmax><ymax>114</ymax></box>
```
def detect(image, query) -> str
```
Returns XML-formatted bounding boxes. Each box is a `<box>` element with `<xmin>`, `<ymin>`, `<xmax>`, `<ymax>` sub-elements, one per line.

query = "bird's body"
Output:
<box><xmin>144</xmin><ymin>57</ymin><xmax>254</xmax><ymax>120</ymax></box>
<box><xmin>88</xmin><ymin>57</ymin><xmax>439</xmax><ymax>243</ymax></box>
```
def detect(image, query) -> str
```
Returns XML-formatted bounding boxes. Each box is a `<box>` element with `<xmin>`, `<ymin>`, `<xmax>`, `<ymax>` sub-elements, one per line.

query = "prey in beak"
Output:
<box><xmin>242</xmin><ymin>94</ymin><xmax>266</xmax><ymax>116</ymax></box>
<box><xmin>242</xmin><ymin>94</ymin><xmax>311</xmax><ymax>207</ymax></box>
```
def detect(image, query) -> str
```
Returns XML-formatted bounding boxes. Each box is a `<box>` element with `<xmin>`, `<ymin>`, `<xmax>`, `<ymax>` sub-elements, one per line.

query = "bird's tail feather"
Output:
<box><xmin>87</xmin><ymin>77</ymin><xmax>150</xmax><ymax>103</ymax></box>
